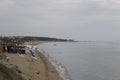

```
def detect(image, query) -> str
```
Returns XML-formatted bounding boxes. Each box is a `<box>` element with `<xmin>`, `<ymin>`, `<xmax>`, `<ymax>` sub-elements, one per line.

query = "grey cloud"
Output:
<box><xmin>0</xmin><ymin>0</ymin><xmax>120</xmax><ymax>41</ymax></box>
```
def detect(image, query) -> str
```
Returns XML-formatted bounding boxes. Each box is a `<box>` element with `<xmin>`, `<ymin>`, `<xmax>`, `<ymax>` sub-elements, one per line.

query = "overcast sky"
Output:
<box><xmin>0</xmin><ymin>0</ymin><xmax>120</xmax><ymax>41</ymax></box>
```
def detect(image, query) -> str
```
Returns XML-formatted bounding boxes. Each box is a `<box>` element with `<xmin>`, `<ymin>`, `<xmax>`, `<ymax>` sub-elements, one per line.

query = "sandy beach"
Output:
<box><xmin>1</xmin><ymin>49</ymin><xmax>63</xmax><ymax>80</ymax></box>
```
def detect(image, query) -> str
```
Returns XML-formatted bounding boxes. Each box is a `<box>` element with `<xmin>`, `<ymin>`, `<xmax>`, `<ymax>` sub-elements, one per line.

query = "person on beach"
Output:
<box><xmin>6</xmin><ymin>56</ymin><xmax>9</xmax><ymax>61</ymax></box>
<box><xmin>29</xmin><ymin>49</ymin><xmax>35</xmax><ymax>57</ymax></box>
<box><xmin>48</xmin><ymin>54</ymin><xmax>50</xmax><ymax>58</ymax></box>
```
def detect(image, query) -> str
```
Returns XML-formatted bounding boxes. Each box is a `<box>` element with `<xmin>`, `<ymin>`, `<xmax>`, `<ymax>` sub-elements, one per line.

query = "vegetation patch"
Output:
<box><xmin>0</xmin><ymin>53</ymin><xmax>6</xmax><ymax>60</ymax></box>
<box><xmin>0</xmin><ymin>63</ymin><xmax>24</xmax><ymax>80</ymax></box>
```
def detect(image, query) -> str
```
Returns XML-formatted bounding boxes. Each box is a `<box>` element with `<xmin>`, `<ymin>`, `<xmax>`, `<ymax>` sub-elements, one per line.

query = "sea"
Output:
<box><xmin>37</xmin><ymin>41</ymin><xmax>120</xmax><ymax>80</ymax></box>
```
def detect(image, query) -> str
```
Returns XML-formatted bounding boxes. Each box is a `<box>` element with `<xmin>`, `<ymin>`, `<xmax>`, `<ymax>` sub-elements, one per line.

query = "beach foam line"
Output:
<box><xmin>39</xmin><ymin>48</ymin><xmax>72</xmax><ymax>80</ymax></box>
<box><xmin>35</xmin><ymin>49</ymin><xmax>63</xmax><ymax>80</ymax></box>
<box><xmin>50</xmin><ymin>58</ymin><xmax>72</xmax><ymax>80</ymax></box>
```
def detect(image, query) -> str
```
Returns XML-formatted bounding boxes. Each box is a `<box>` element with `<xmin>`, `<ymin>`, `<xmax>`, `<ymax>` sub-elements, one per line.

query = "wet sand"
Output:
<box><xmin>2</xmin><ymin>50</ymin><xmax>63</xmax><ymax>80</ymax></box>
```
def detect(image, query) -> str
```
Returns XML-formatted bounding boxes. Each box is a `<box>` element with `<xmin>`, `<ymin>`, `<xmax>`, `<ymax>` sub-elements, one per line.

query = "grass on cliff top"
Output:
<box><xmin>0</xmin><ymin>53</ymin><xmax>6</xmax><ymax>60</ymax></box>
<box><xmin>0</xmin><ymin>53</ymin><xmax>25</xmax><ymax>80</ymax></box>
<box><xmin>0</xmin><ymin>63</ymin><xmax>25</xmax><ymax>80</ymax></box>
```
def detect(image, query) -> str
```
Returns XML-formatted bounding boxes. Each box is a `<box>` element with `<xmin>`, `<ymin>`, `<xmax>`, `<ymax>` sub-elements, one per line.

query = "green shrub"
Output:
<box><xmin>0</xmin><ymin>53</ymin><xmax>6</xmax><ymax>60</ymax></box>
<box><xmin>0</xmin><ymin>63</ymin><xmax>24</xmax><ymax>80</ymax></box>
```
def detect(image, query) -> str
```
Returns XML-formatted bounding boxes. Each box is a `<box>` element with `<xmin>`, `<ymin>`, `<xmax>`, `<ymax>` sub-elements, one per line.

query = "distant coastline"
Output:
<box><xmin>0</xmin><ymin>36</ymin><xmax>75</xmax><ymax>42</ymax></box>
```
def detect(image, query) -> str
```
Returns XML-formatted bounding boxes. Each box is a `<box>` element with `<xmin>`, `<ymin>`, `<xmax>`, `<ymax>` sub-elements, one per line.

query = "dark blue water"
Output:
<box><xmin>38</xmin><ymin>42</ymin><xmax>120</xmax><ymax>80</ymax></box>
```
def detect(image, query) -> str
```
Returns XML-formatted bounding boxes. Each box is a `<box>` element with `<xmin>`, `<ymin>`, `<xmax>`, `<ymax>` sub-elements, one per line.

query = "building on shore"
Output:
<box><xmin>0</xmin><ymin>41</ymin><xmax>26</xmax><ymax>54</ymax></box>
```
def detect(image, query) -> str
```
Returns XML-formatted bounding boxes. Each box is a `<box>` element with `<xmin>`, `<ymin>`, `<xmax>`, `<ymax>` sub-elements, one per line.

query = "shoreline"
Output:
<box><xmin>1</xmin><ymin>48</ymin><xmax>63</xmax><ymax>80</ymax></box>
<box><xmin>38</xmin><ymin>43</ymin><xmax>72</xmax><ymax>80</ymax></box>
<box><xmin>36</xmin><ymin>49</ymin><xmax>63</xmax><ymax>80</ymax></box>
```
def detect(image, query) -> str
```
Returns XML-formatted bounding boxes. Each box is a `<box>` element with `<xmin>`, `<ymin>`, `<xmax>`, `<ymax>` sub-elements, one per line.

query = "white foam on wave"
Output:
<box><xmin>39</xmin><ymin>48</ymin><xmax>72</xmax><ymax>80</ymax></box>
<box><xmin>50</xmin><ymin>57</ymin><xmax>72</xmax><ymax>80</ymax></box>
